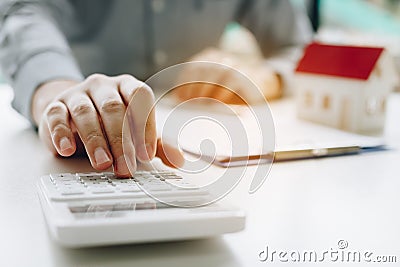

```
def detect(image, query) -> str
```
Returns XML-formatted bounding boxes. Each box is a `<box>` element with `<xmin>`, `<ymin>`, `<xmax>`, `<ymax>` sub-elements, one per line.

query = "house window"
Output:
<box><xmin>322</xmin><ymin>95</ymin><xmax>331</xmax><ymax>110</ymax></box>
<box><xmin>304</xmin><ymin>91</ymin><xmax>313</xmax><ymax>107</ymax></box>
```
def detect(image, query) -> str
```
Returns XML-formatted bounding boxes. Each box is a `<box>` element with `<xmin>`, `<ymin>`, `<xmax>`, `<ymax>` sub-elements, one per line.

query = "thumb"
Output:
<box><xmin>155</xmin><ymin>138</ymin><xmax>185</xmax><ymax>168</ymax></box>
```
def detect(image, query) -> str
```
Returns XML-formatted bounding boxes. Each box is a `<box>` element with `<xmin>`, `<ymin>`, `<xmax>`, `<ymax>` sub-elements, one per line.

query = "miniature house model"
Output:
<box><xmin>295</xmin><ymin>42</ymin><xmax>398</xmax><ymax>134</ymax></box>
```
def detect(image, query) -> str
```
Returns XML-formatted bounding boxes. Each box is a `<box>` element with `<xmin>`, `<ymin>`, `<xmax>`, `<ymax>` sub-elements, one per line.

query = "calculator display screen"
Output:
<box><xmin>69</xmin><ymin>202</ymin><xmax>167</xmax><ymax>218</ymax></box>
<box><xmin>69</xmin><ymin>200</ymin><xmax>196</xmax><ymax>219</ymax></box>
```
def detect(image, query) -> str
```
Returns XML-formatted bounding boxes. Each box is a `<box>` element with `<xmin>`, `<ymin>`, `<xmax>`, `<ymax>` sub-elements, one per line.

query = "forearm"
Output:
<box><xmin>0</xmin><ymin>0</ymin><xmax>83</xmax><ymax>123</ymax></box>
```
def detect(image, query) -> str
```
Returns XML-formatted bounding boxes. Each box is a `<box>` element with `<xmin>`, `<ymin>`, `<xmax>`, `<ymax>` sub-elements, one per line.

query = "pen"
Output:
<box><xmin>182</xmin><ymin>145</ymin><xmax>386</xmax><ymax>167</ymax></box>
<box><xmin>273</xmin><ymin>145</ymin><xmax>361</xmax><ymax>162</ymax></box>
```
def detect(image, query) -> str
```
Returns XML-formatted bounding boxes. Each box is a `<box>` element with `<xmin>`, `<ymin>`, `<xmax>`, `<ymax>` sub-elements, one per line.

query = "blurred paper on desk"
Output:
<box><xmin>158</xmin><ymin>103</ymin><xmax>274</xmax><ymax>158</ymax></box>
<box><xmin>176</xmin><ymin>99</ymin><xmax>384</xmax><ymax>164</ymax></box>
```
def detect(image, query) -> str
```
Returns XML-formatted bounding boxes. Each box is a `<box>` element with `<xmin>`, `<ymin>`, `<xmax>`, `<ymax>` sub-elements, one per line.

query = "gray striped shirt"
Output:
<box><xmin>0</xmin><ymin>0</ymin><xmax>312</xmax><ymax>121</ymax></box>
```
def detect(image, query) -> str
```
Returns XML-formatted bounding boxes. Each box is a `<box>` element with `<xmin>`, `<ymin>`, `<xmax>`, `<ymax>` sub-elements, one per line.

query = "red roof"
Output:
<box><xmin>295</xmin><ymin>42</ymin><xmax>384</xmax><ymax>80</ymax></box>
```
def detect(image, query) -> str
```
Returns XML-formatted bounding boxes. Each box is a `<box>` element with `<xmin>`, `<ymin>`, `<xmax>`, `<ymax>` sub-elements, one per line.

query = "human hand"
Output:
<box><xmin>32</xmin><ymin>74</ymin><xmax>184</xmax><ymax>177</ymax></box>
<box><xmin>175</xmin><ymin>48</ymin><xmax>282</xmax><ymax>105</ymax></box>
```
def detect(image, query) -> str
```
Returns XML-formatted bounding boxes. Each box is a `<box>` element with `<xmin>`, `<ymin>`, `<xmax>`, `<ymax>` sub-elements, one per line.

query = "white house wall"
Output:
<box><xmin>378</xmin><ymin>51</ymin><xmax>399</xmax><ymax>88</ymax></box>
<box><xmin>295</xmin><ymin>74</ymin><xmax>366</xmax><ymax>132</ymax></box>
<box><xmin>358</xmin><ymin>67</ymin><xmax>391</xmax><ymax>133</ymax></box>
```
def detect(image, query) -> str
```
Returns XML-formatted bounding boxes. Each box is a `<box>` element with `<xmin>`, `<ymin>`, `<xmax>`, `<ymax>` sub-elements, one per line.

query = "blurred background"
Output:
<box><xmin>1</xmin><ymin>0</ymin><xmax>399</xmax><ymax>86</ymax></box>
<box><xmin>296</xmin><ymin>0</ymin><xmax>400</xmax><ymax>86</ymax></box>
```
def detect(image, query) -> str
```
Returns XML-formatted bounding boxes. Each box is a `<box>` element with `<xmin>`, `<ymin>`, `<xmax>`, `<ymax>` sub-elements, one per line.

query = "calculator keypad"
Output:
<box><xmin>44</xmin><ymin>171</ymin><xmax>206</xmax><ymax>201</ymax></box>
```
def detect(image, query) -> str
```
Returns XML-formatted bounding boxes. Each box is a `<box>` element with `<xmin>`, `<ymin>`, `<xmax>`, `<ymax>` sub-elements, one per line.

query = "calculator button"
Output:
<box><xmin>57</xmin><ymin>182</ymin><xmax>85</xmax><ymax>188</ymax></box>
<box><xmin>144</xmin><ymin>184</ymin><xmax>172</xmax><ymax>191</ymax></box>
<box><xmin>141</xmin><ymin>181</ymin><xmax>165</xmax><ymax>186</ymax></box>
<box><xmin>159</xmin><ymin>175</ymin><xmax>182</xmax><ymax>180</ymax></box>
<box><xmin>86</xmin><ymin>185</ymin><xmax>111</xmax><ymax>190</ymax></box>
<box><xmin>55</xmin><ymin>177</ymin><xmax>77</xmax><ymax>182</ymax></box>
<box><xmin>135</xmin><ymin>177</ymin><xmax>162</xmax><ymax>183</ymax></box>
<box><xmin>90</xmin><ymin>187</ymin><xmax>115</xmax><ymax>194</ymax></box>
<box><xmin>80</xmin><ymin>177</ymin><xmax>107</xmax><ymax>182</ymax></box>
<box><xmin>84</xmin><ymin>181</ymin><xmax>110</xmax><ymax>187</ymax></box>
<box><xmin>86</xmin><ymin>184</ymin><xmax>112</xmax><ymax>190</ymax></box>
<box><xmin>69</xmin><ymin>205</ymin><xmax>89</xmax><ymax>213</ymax></box>
<box><xmin>134</xmin><ymin>172</ymin><xmax>151</xmax><ymax>177</ymax></box>
<box><xmin>119</xmin><ymin>185</ymin><xmax>141</xmax><ymax>192</ymax></box>
<box><xmin>102</xmin><ymin>172</ymin><xmax>116</xmax><ymax>177</ymax></box>
<box><xmin>150</xmin><ymin>170</ymin><xmax>171</xmax><ymax>174</ymax></box>
<box><xmin>51</xmin><ymin>173</ymin><xmax>75</xmax><ymax>178</ymax></box>
<box><xmin>60</xmin><ymin>189</ymin><xmax>85</xmax><ymax>195</ymax></box>
<box><xmin>50</xmin><ymin>173</ymin><xmax>76</xmax><ymax>182</ymax></box>
<box><xmin>57</xmin><ymin>181</ymin><xmax>82</xmax><ymax>186</ymax></box>
<box><xmin>57</xmin><ymin>187</ymin><xmax>85</xmax><ymax>193</ymax></box>
<box><xmin>165</xmin><ymin>180</ymin><xmax>197</xmax><ymax>188</ymax></box>
<box><xmin>111</xmin><ymin>179</ymin><xmax>136</xmax><ymax>185</ymax></box>
<box><xmin>76</xmin><ymin>172</ymin><xmax>103</xmax><ymax>177</ymax></box>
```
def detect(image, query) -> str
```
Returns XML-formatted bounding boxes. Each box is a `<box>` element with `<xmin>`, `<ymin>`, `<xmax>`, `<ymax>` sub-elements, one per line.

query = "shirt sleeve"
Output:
<box><xmin>243</xmin><ymin>0</ymin><xmax>313</xmax><ymax>95</ymax></box>
<box><xmin>0</xmin><ymin>0</ymin><xmax>83</xmax><ymax>123</ymax></box>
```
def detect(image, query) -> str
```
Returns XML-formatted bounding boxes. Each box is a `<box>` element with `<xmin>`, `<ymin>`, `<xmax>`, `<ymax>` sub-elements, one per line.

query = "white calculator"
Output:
<box><xmin>37</xmin><ymin>171</ymin><xmax>245</xmax><ymax>248</ymax></box>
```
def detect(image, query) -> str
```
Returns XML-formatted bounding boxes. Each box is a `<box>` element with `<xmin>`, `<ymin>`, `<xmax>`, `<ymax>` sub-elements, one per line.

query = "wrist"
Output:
<box><xmin>32</xmin><ymin>80</ymin><xmax>79</xmax><ymax>126</ymax></box>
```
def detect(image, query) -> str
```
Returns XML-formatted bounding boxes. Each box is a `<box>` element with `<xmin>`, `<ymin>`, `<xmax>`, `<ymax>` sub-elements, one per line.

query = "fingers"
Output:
<box><xmin>119</xmin><ymin>75</ymin><xmax>157</xmax><ymax>163</ymax></box>
<box><xmin>44</xmin><ymin>101</ymin><xmax>76</xmax><ymax>157</ymax></box>
<box><xmin>38</xmin><ymin>74</ymin><xmax>163</xmax><ymax>177</ymax></box>
<box><xmin>122</xmin><ymin>118</ymin><xmax>137</xmax><ymax>174</ymax></box>
<box><xmin>88</xmin><ymin>82</ymin><xmax>132</xmax><ymax>177</ymax></box>
<box><xmin>64</xmin><ymin>91</ymin><xmax>113</xmax><ymax>170</ymax></box>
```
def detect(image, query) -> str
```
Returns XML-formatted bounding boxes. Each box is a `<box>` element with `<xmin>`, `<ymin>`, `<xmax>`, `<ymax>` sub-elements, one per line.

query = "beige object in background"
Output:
<box><xmin>219</xmin><ymin>22</ymin><xmax>263</xmax><ymax>65</ymax></box>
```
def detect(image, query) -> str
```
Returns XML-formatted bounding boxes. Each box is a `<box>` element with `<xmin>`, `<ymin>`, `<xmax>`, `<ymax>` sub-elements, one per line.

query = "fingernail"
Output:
<box><xmin>59</xmin><ymin>137</ymin><xmax>72</xmax><ymax>152</ymax></box>
<box><xmin>116</xmin><ymin>156</ymin><xmax>130</xmax><ymax>176</ymax></box>
<box><xmin>94</xmin><ymin>147</ymin><xmax>111</xmax><ymax>165</ymax></box>
<box><xmin>137</xmin><ymin>143</ymin><xmax>154</xmax><ymax>161</ymax></box>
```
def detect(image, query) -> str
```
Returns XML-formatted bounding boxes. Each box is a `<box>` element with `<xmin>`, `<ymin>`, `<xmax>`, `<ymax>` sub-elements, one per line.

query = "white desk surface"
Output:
<box><xmin>0</xmin><ymin>84</ymin><xmax>399</xmax><ymax>267</ymax></box>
